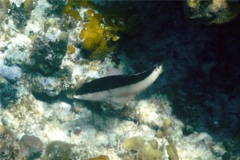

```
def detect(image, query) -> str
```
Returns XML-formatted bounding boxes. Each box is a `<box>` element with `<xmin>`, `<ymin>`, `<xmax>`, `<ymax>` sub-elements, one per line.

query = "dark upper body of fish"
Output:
<box><xmin>74</xmin><ymin>64</ymin><xmax>163</xmax><ymax>105</ymax></box>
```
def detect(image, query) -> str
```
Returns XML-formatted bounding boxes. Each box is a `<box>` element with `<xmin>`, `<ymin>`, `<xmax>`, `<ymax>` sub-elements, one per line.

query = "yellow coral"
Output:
<box><xmin>67</xmin><ymin>44</ymin><xmax>76</xmax><ymax>54</ymax></box>
<box><xmin>184</xmin><ymin>0</ymin><xmax>240</xmax><ymax>24</ymax></box>
<box><xmin>80</xmin><ymin>9</ymin><xmax>119</xmax><ymax>59</ymax></box>
<box><xmin>61</xmin><ymin>1</ymin><xmax>131</xmax><ymax>59</ymax></box>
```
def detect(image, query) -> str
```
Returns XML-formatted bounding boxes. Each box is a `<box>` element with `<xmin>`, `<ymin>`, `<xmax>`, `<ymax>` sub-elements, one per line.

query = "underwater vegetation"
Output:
<box><xmin>184</xmin><ymin>0</ymin><xmax>240</xmax><ymax>24</ymax></box>
<box><xmin>122</xmin><ymin>136</ymin><xmax>145</xmax><ymax>152</ymax></box>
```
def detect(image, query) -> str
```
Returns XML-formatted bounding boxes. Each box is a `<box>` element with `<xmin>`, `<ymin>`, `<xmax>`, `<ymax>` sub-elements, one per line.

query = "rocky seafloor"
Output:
<box><xmin>0</xmin><ymin>0</ymin><xmax>240</xmax><ymax>160</ymax></box>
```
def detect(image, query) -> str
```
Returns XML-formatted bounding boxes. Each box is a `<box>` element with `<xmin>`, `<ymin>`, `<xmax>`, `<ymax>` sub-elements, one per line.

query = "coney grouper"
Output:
<box><xmin>74</xmin><ymin>64</ymin><xmax>163</xmax><ymax>108</ymax></box>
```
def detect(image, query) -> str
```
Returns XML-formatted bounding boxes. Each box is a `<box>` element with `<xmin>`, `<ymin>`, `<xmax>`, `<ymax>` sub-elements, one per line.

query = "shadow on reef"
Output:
<box><xmin>32</xmin><ymin>91</ymin><xmax>132</xmax><ymax>122</ymax></box>
<box><xmin>0</xmin><ymin>79</ymin><xmax>18</xmax><ymax>108</ymax></box>
<box><xmin>116</xmin><ymin>1</ymin><xmax>240</xmax><ymax>158</ymax></box>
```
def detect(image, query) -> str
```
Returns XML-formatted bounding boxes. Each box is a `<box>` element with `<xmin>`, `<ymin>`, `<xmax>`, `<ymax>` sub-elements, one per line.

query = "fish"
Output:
<box><xmin>74</xmin><ymin>64</ymin><xmax>163</xmax><ymax>108</ymax></box>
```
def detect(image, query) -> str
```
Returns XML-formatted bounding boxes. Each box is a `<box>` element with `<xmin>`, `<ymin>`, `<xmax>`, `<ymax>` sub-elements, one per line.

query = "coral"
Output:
<box><xmin>156</xmin><ymin>118</ymin><xmax>173</xmax><ymax>138</ymax></box>
<box><xmin>89</xmin><ymin>155</ymin><xmax>110</xmax><ymax>160</ymax></box>
<box><xmin>0</xmin><ymin>65</ymin><xmax>22</xmax><ymax>81</ymax></box>
<box><xmin>183</xmin><ymin>0</ymin><xmax>240</xmax><ymax>24</ymax></box>
<box><xmin>149</xmin><ymin>139</ymin><xmax>158</xmax><ymax>150</ymax></box>
<box><xmin>161</xmin><ymin>118</ymin><xmax>173</xmax><ymax>132</ymax></box>
<box><xmin>47</xmin><ymin>0</ymin><xmax>67</xmax><ymax>16</ymax></box>
<box><xmin>62</xmin><ymin>6</ymin><xmax>81</xmax><ymax>21</ymax></box>
<box><xmin>28</xmin><ymin>35</ymin><xmax>68</xmax><ymax>75</ymax></box>
<box><xmin>80</xmin><ymin>9</ymin><xmax>119</xmax><ymax>59</ymax></box>
<box><xmin>67</xmin><ymin>44</ymin><xmax>76</xmax><ymax>54</ymax></box>
<box><xmin>0</xmin><ymin>0</ymin><xmax>10</xmax><ymax>15</ymax></box>
<box><xmin>43</xmin><ymin>141</ymin><xmax>73</xmax><ymax>160</ymax></box>
<box><xmin>30</xmin><ymin>75</ymin><xmax>63</xmax><ymax>97</ymax></box>
<box><xmin>122</xmin><ymin>136</ymin><xmax>145</xmax><ymax>151</ymax></box>
<box><xmin>0</xmin><ymin>0</ymin><xmax>10</xmax><ymax>26</ymax></box>
<box><xmin>0</xmin><ymin>125</ymin><xmax>5</xmax><ymax>136</ymax></box>
<box><xmin>60</xmin><ymin>0</ymin><xmax>92</xmax><ymax>28</ymax></box>
<box><xmin>136</xmin><ymin>143</ymin><xmax>162</xmax><ymax>160</ymax></box>
<box><xmin>62</xmin><ymin>0</ymin><xmax>95</xmax><ymax>13</ymax></box>
<box><xmin>8</xmin><ymin>0</ymin><xmax>35</xmax><ymax>29</ymax></box>
<box><xmin>20</xmin><ymin>135</ymin><xmax>43</xmax><ymax>160</ymax></box>
<box><xmin>0</xmin><ymin>127</ymin><xmax>22</xmax><ymax>160</ymax></box>
<box><xmin>23</xmin><ymin>0</ymin><xmax>34</xmax><ymax>17</ymax></box>
<box><xmin>122</xmin><ymin>136</ymin><xmax>162</xmax><ymax>160</ymax></box>
<box><xmin>166</xmin><ymin>137</ymin><xmax>179</xmax><ymax>160</ymax></box>
<box><xmin>60</xmin><ymin>1</ymin><xmax>130</xmax><ymax>59</ymax></box>
<box><xmin>154</xmin><ymin>119</ymin><xmax>178</xmax><ymax>160</ymax></box>
<box><xmin>0</xmin><ymin>78</ymin><xmax>17</xmax><ymax>108</ymax></box>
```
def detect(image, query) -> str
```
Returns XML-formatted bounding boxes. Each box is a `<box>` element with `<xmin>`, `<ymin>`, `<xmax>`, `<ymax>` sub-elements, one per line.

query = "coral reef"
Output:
<box><xmin>0</xmin><ymin>77</ymin><xmax>17</xmax><ymax>108</ymax></box>
<box><xmin>60</xmin><ymin>0</ymin><xmax>128</xmax><ymax>59</ymax></box>
<box><xmin>20</xmin><ymin>135</ymin><xmax>43</xmax><ymax>160</ymax></box>
<box><xmin>122</xmin><ymin>136</ymin><xmax>162</xmax><ymax>160</ymax></box>
<box><xmin>47</xmin><ymin>0</ymin><xmax>66</xmax><ymax>16</ymax></box>
<box><xmin>43</xmin><ymin>141</ymin><xmax>73</xmax><ymax>160</ymax></box>
<box><xmin>0</xmin><ymin>65</ymin><xmax>22</xmax><ymax>81</ymax></box>
<box><xmin>0</xmin><ymin>1</ymin><xmax>239</xmax><ymax>160</ymax></box>
<box><xmin>156</xmin><ymin>119</ymin><xmax>174</xmax><ymax>138</ymax></box>
<box><xmin>122</xmin><ymin>136</ymin><xmax>145</xmax><ymax>151</ymax></box>
<box><xmin>8</xmin><ymin>0</ymin><xmax>35</xmax><ymax>29</ymax></box>
<box><xmin>28</xmin><ymin>35</ymin><xmax>68</xmax><ymax>75</ymax></box>
<box><xmin>80</xmin><ymin>9</ymin><xmax>119</xmax><ymax>59</ymax></box>
<box><xmin>0</xmin><ymin>0</ymin><xmax>10</xmax><ymax>20</ymax></box>
<box><xmin>166</xmin><ymin>138</ymin><xmax>179</xmax><ymax>160</ymax></box>
<box><xmin>183</xmin><ymin>0</ymin><xmax>240</xmax><ymax>24</ymax></box>
<box><xmin>0</xmin><ymin>126</ymin><xmax>22</xmax><ymax>160</ymax></box>
<box><xmin>136</xmin><ymin>143</ymin><xmax>162</xmax><ymax>160</ymax></box>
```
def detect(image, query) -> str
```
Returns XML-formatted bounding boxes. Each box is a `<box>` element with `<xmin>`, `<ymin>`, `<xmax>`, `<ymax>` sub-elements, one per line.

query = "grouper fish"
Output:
<box><xmin>74</xmin><ymin>64</ymin><xmax>163</xmax><ymax>107</ymax></box>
